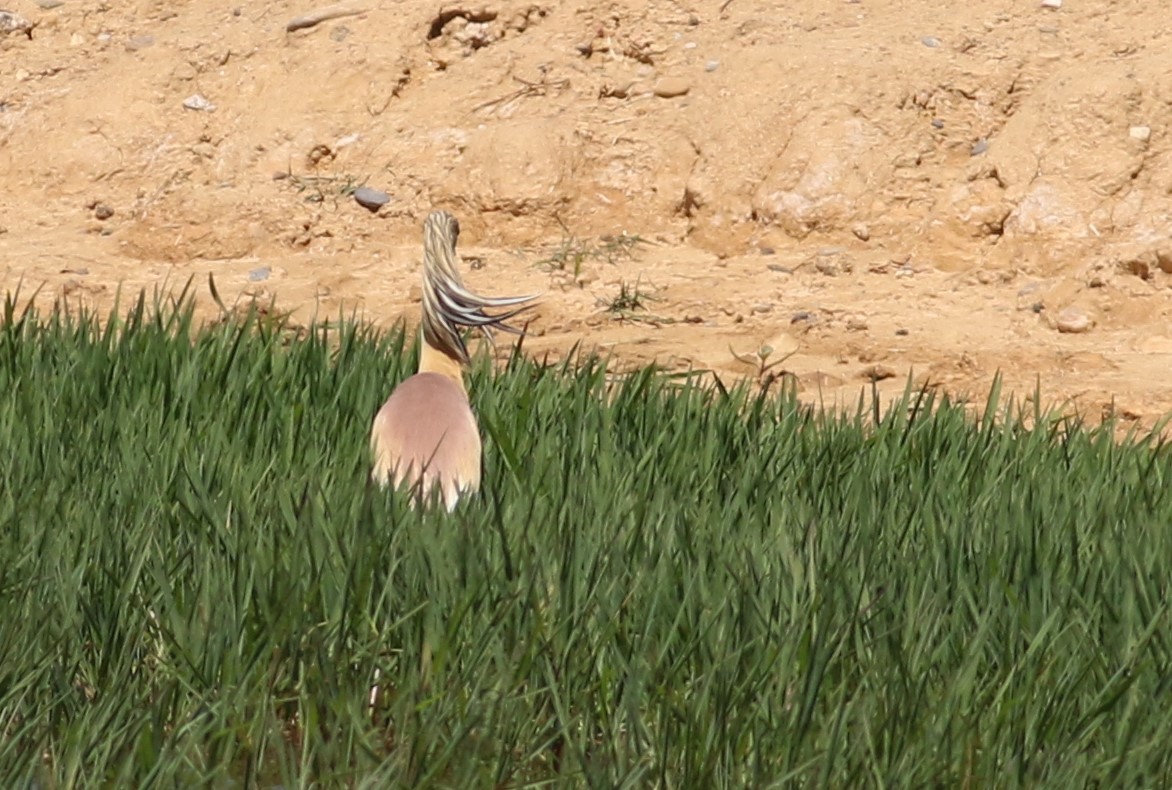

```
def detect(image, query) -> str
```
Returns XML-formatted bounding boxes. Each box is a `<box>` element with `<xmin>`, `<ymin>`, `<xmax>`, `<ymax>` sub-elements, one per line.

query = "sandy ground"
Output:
<box><xmin>2</xmin><ymin>0</ymin><xmax>1171</xmax><ymax>430</ymax></box>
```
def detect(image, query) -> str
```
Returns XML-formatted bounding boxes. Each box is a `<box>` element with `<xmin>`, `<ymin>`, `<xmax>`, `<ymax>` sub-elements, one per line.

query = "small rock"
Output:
<box><xmin>353</xmin><ymin>186</ymin><xmax>390</xmax><ymax>211</ymax></box>
<box><xmin>976</xmin><ymin>269</ymin><xmax>998</xmax><ymax>285</ymax></box>
<box><xmin>407</xmin><ymin>284</ymin><xmax>422</xmax><ymax>302</ymax></box>
<box><xmin>970</xmin><ymin>138</ymin><xmax>989</xmax><ymax>156</ymax></box>
<box><xmin>248</xmin><ymin>267</ymin><xmax>271</xmax><ymax>282</ymax></box>
<box><xmin>125</xmin><ymin>35</ymin><xmax>155</xmax><ymax>51</ymax></box>
<box><xmin>752</xmin><ymin>303</ymin><xmax>772</xmax><ymax>314</ymax></box>
<box><xmin>895</xmin><ymin>328</ymin><xmax>909</xmax><ymax>336</ymax></box>
<box><xmin>812</xmin><ymin>248</ymin><xmax>854</xmax><ymax>276</ymax></box>
<box><xmin>1040</xmin><ymin>0</ymin><xmax>1062</xmax><ymax>7</ymax></box>
<box><xmin>921</xmin><ymin>36</ymin><xmax>941</xmax><ymax>48</ymax></box>
<box><xmin>1055</xmin><ymin>307</ymin><xmax>1091</xmax><ymax>334</ymax></box>
<box><xmin>861</xmin><ymin>364</ymin><xmax>897</xmax><ymax>382</ymax></box>
<box><xmin>791</xmin><ymin>311</ymin><xmax>815</xmax><ymax>324</ymax></box>
<box><xmin>851</xmin><ymin>223</ymin><xmax>871</xmax><ymax>242</ymax></box>
<box><xmin>704</xmin><ymin>60</ymin><xmax>719</xmax><ymax>72</ymax></box>
<box><xmin>306</xmin><ymin>143</ymin><xmax>334</xmax><ymax>167</ymax></box>
<box><xmin>183</xmin><ymin>94</ymin><xmax>216</xmax><ymax>112</ymax></box>
<box><xmin>846</xmin><ymin>316</ymin><xmax>869</xmax><ymax>332</ymax></box>
<box><xmin>93</xmin><ymin>204</ymin><xmax>114</xmax><ymax>220</ymax></box>
<box><xmin>1129</xmin><ymin>126</ymin><xmax>1151</xmax><ymax>142</ymax></box>
<box><xmin>652</xmin><ymin>77</ymin><xmax>690</xmax><ymax>98</ymax></box>
<box><xmin>329</xmin><ymin>24</ymin><xmax>350</xmax><ymax>42</ymax></box>
<box><xmin>0</xmin><ymin>10</ymin><xmax>35</xmax><ymax>38</ymax></box>
<box><xmin>1156</xmin><ymin>247</ymin><xmax>1172</xmax><ymax>274</ymax></box>
<box><xmin>931</xmin><ymin>118</ymin><xmax>944</xmax><ymax>129</ymax></box>
<box><xmin>35</xmin><ymin>0</ymin><xmax>64</xmax><ymax>8</ymax></box>
<box><xmin>796</xmin><ymin>371</ymin><xmax>846</xmax><ymax>391</ymax></box>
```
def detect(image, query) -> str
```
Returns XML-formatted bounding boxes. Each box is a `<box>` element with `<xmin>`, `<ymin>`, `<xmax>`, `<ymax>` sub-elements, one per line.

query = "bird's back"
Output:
<box><xmin>370</xmin><ymin>371</ymin><xmax>482</xmax><ymax>510</ymax></box>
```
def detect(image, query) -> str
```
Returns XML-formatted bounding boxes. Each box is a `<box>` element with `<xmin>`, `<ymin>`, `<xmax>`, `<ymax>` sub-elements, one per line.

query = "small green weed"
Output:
<box><xmin>601</xmin><ymin>277</ymin><xmax>657</xmax><ymax>314</ymax></box>
<box><xmin>536</xmin><ymin>217</ymin><xmax>643</xmax><ymax>278</ymax></box>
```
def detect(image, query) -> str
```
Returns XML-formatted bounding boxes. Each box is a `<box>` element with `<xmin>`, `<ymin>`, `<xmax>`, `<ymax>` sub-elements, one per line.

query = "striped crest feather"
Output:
<box><xmin>420</xmin><ymin>210</ymin><xmax>539</xmax><ymax>365</ymax></box>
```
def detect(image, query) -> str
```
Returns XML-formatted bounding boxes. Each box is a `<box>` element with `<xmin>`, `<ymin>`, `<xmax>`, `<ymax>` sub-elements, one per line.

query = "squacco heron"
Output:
<box><xmin>370</xmin><ymin>210</ymin><xmax>536</xmax><ymax>510</ymax></box>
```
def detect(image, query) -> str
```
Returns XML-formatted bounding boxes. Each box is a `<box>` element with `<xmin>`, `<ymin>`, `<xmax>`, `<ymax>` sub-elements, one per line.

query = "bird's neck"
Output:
<box><xmin>418</xmin><ymin>338</ymin><xmax>467</xmax><ymax>394</ymax></box>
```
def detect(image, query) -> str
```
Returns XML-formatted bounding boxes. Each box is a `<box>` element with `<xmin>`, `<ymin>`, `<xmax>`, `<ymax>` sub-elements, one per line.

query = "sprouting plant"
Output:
<box><xmin>730</xmin><ymin>342</ymin><xmax>797</xmax><ymax>389</ymax></box>
<box><xmin>280</xmin><ymin>171</ymin><xmax>369</xmax><ymax>205</ymax></box>
<box><xmin>602</xmin><ymin>277</ymin><xmax>657</xmax><ymax>314</ymax></box>
<box><xmin>536</xmin><ymin>216</ymin><xmax>645</xmax><ymax>279</ymax></box>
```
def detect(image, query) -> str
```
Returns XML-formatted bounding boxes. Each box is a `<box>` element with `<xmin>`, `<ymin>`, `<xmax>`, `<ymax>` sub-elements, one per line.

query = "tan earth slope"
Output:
<box><xmin>2</xmin><ymin>0</ymin><xmax>1171</xmax><ymax>428</ymax></box>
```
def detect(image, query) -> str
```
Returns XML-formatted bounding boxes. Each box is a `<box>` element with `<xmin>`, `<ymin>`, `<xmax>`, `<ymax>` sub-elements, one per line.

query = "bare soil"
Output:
<box><xmin>3</xmin><ymin>0</ymin><xmax>1171</xmax><ymax>429</ymax></box>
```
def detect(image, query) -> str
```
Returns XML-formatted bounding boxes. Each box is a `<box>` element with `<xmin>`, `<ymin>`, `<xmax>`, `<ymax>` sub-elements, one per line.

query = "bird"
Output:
<box><xmin>370</xmin><ymin>210</ymin><xmax>537</xmax><ymax>511</ymax></box>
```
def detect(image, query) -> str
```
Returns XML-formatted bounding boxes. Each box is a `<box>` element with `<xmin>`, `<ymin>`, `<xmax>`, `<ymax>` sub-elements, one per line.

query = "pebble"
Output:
<box><xmin>1040</xmin><ymin>0</ymin><xmax>1062</xmax><ymax>7</ymax></box>
<box><xmin>790</xmin><ymin>311</ymin><xmax>816</xmax><ymax>324</ymax></box>
<box><xmin>812</xmin><ymin>248</ymin><xmax>854</xmax><ymax>276</ymax></box>
<box><xmin>921</xmin><ymin>36</ymin><xmax>941</xmax><ymax>48</ymax></box>
<box><xmin>851</xmin><ymin>223</ymin><xmax>870</xmax><ymax>242</ymax></box>
<box><xmin>35</xmin><ymin>0</ymin><xmax>63</xmax><ymax>8</ymax></box>
<box><xmin>846</xmin><ymin>316</ymin><xmax>869</xmax><ymax>332</ymax></box>
<box><xmin>705</xmin><ymin>60</ymin><xmax>719</xmax><ymax>72</ymax></box>
<box><xmin>1157</xmin><ymin>247</ymin><xmax>1172</xmax><ymax>274</ymax></box>
<box><xmin>248</xmin><ymin>267</ymin><xmax>271</xmax><ymax>282</ymax></box>
<box><xmin>353</xmin><ymin>186</ymin><xmax>390</xmax><ymax>211</ymax></box>
<box><xmin>183</xmin><ymin>94</ymin><xmax>216</xmax><ymax>112</ymax></box>
<box><xmin>1055</xmin><ymin>307</ymin><xmax>1091</xmax><ymax>334</ymax></box>
<box><xmin>970</xmin><ymin>138</ymin><xmax>989</xmax><ymax>156</ymax></box>
<box><xmin>652</xmin><ymin>77</ymin><xmax>691</xmax><ymax>98</ymax></box>
<box><xmin>931</xmin><ymin>118</ymin><xmax>944</xmax><ymax>129</ymax></box>
<box><xmin>1129</xmin><ymin>126</ymin><xmax>1151</xmax><ymax>142</ymax></box>
<box><xmin>125</xmin><ymin>35</ymin><xmax>155</xmax><ymax>51</ymax></box>
<box><xmin>861</xmin><ymin>364</ymin><xmax>897</xmax><ymax>382</ymax></box>
<box><xmin>93</xmin><ymin>204</ymin><xmax>114</xmax><ymax>220</ymax></box>
<box><xmin>0</xmin><ymin>10</ymin><xmax>35</xmax><ymax>37</ymax></box>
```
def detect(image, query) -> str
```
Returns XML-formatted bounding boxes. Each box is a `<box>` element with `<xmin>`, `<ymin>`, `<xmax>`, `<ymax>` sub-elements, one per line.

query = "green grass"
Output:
<box><xmin>1</xmin><ymin>288</ymin><xmax>1171</xmax><ymax>788</ymax></box>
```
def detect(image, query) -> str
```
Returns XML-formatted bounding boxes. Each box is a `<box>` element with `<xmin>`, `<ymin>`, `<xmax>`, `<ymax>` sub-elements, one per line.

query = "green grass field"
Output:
<box><xmin>1</xmin><ymin>290</ymin><xmax>1170</xmax><ymax>788</ymax></box>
